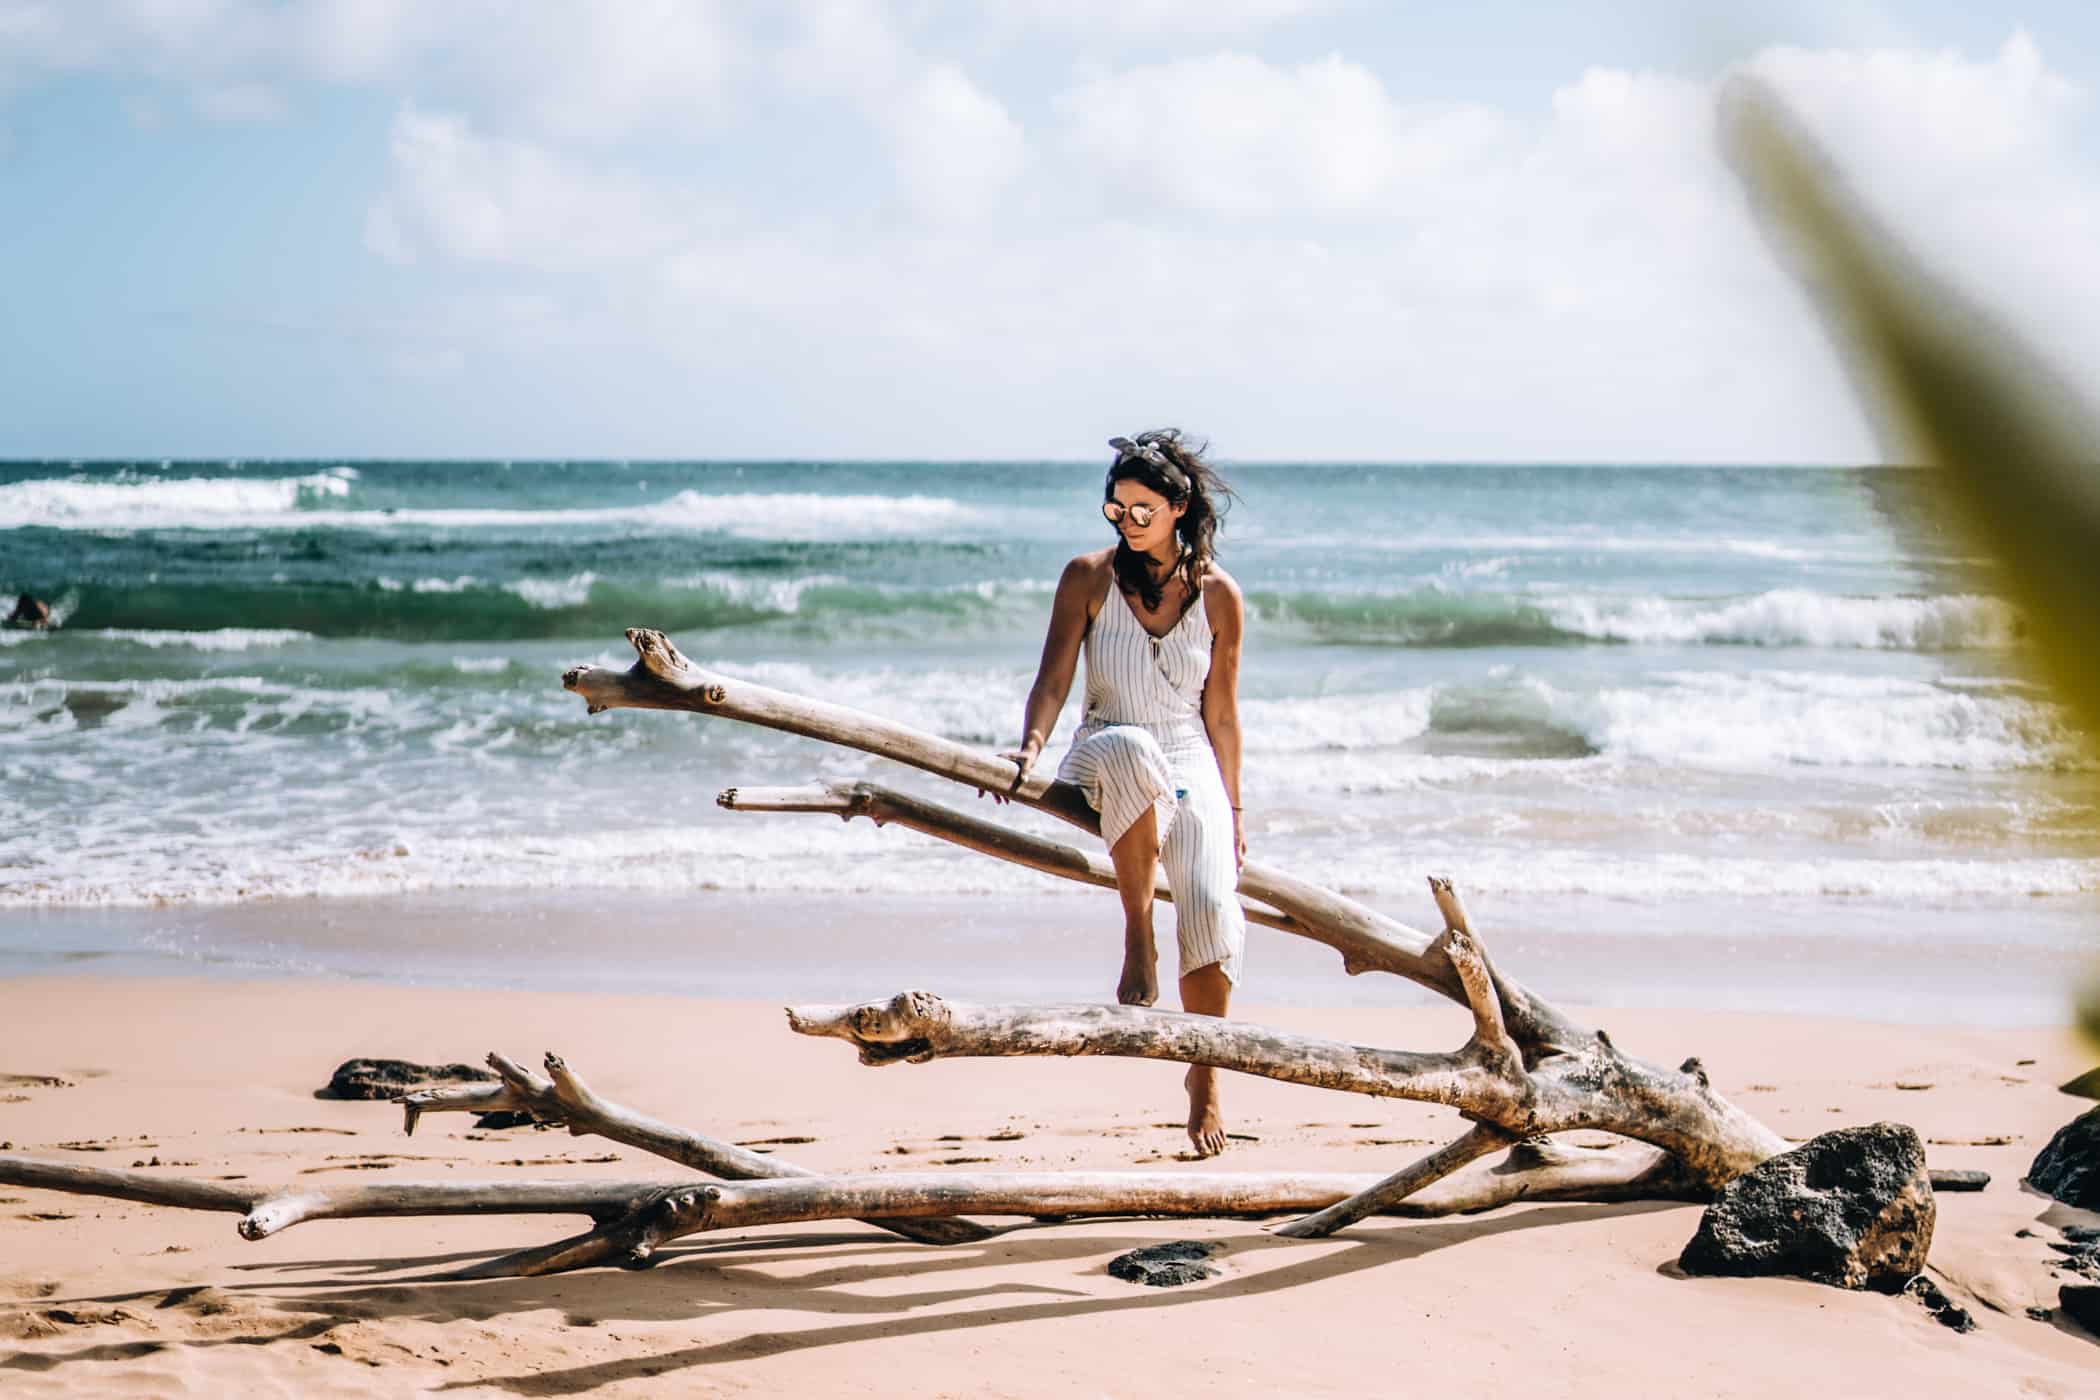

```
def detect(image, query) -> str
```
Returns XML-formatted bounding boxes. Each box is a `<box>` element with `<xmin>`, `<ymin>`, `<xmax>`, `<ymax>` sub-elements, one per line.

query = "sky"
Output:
<box><xmin>3</xmin><ymin>1</ymin><xmax>2099</xmax><ymax>463</ymax></box>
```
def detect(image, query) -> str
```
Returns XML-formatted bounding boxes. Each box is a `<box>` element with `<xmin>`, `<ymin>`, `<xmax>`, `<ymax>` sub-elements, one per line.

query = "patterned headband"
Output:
<box><xmin>1108</xmin><ymin>435</ymin><xmax>1188</xmax><ymax>493</ymax></box>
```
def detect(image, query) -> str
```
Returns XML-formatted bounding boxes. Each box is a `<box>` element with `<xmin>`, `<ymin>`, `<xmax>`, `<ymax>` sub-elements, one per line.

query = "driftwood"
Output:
<box><xmin>0</xmin><ymin>1043</ymin><xmax>1693</xmax><ymax>1278</ymax></box>
<box><xmin>0</xmin><ymin>1151</ymin><xmax>666</xmax><ymax>1241</ymax></box>
<box><xmin>3</xmin><ymin>629</ymin><xmax>1831</xmax><ymax>1271</ymax></box>
<box><xmin>570</xmin><ymin>630</ymin><xmax>1791</xmax><ymax>1218</ymax></box>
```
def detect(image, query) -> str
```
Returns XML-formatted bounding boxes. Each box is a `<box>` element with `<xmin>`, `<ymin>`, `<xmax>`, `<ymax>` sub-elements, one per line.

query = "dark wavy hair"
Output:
<box><xmin>1105</xmin><ymin>428</ymin><xmax>1236</xmax><ymax>612</ymax></box>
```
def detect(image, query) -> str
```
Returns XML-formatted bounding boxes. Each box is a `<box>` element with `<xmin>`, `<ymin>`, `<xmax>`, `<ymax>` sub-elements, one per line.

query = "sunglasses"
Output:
<box><xmin>1102</xmin><ymin>501</ymin><xmax>1166</xmax><ymax>528</ymax></box>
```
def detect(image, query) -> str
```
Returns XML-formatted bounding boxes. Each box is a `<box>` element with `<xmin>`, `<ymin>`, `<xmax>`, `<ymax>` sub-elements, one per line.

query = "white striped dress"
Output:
<box><xmin>1056</xmin><ymin>579</ymin><xmax>1245</xmax><ymax>984</ymax></box>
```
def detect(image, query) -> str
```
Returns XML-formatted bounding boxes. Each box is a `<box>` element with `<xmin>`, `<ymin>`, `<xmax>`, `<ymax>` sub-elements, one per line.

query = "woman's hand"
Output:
<box><xmin>983</xmin><ymin>740</ymin><xmax>1040</xmax><ymax>804</ymax></box>
<box><xmin>1233</xmin><ymin>808</ymin><xmax>1246</xmax><ymax>870</ymax></box>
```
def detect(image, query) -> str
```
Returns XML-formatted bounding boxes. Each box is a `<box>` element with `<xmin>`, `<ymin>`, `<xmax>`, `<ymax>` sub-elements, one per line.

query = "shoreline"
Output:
<box><xmin>1</xmin><ymin>974</ymin><xmax>2097</xmax><ymax>1394</ymax></box>
<box><xmin>2</xmin><ymin>886</ymin><xmax>2092</xmax><ymax>1025</ymax></box>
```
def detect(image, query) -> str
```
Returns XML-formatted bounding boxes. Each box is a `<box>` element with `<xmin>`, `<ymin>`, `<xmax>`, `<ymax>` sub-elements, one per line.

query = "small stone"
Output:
<box><xmin>1934</xmin><ymin>1305</ymin><xmax>1977</xmax><ymax>1333</ymax></box>
<box><xmin>2026</xmin><ymin>1305</ymin><xmax>2054</xmax><ymax>1322</ymax></box>
<box><xmin>1107</xmin><ymin>1241</ymin><xmax>1220</xmax><ymax>1287</ymax></box>
<box><xmin>2026</xmin><ymin>1106</ymin><xmax>2100</xmax><ymax>1210</ymax></box>
<box><xmin>1904</xmin><ymin>1276</ymin><xmax>1977</xmax><ymax>1333</ymax></box>
<box><xmin>1928</xmin><ymin>1169</ymin><xmax>1989</xmax><ymax>1192</ymax></box>
<box><xmin>472</xmin><ymin>1111</ymin><xmax>536</xmax><ymax>1131</ymax></box>
<box><xmin>1679</xmin><ymin>1123</ymin><xmax>1935</xmax><ymax>1293</ymax></box>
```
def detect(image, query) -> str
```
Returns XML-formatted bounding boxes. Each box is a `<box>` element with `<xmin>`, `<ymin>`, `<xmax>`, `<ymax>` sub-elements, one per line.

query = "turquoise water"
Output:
<box><xmin>4</xmin><ymin>460</ymin><xmax>2095</xmax><ymax>945</ymax></box>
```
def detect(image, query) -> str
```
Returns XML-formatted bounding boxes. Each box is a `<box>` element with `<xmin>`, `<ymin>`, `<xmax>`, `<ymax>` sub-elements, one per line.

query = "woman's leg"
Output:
<box><xmin>1160</xmin><ymin>770</ymin><xmax>1247</xmax><ymax>1158</ymax></box>
<box><xmin>1109</xmin><ymin>804</ymin><xmax>1161</xmax><ymax>1006</ymax></box>
<box><xmin>1060</xmin><ymin>726</ymin><xmax>1177</xmax><ymax>1008</ymax></box>
<box><xmin>1179</xmin><ymin>963</ymin><xmax>1232</xmax><ymax>1157</ymax></box>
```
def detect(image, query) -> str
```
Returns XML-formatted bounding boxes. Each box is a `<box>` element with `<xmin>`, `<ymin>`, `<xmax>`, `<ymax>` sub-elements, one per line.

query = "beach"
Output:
<box><xmin>8</xmin><ymin>459</ymin><xmax>2100</xmax><ymax>1391</ymax></box>
<box><xmin>3</xmin><ymin>945</ymin><xmax>2098</xmax><ymax>1397</ymax></box>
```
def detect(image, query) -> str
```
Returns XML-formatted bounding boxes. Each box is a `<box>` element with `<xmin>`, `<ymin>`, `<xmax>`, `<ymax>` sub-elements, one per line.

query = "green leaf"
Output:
<box><xmin>1721</xmin><ymin>79</ymin><xmax>2100</xmax><ymax>1044</ymax></box>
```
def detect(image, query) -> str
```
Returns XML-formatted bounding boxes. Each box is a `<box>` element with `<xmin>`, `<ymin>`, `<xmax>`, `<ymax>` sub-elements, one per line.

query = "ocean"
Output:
<box><xmin>4</xmin><ymin>459</ymin><xmax>2095</xmax><ymax>1013</ymax></box>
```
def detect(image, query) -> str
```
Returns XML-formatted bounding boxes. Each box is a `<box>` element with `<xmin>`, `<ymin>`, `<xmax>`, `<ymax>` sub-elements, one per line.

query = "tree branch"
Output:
<box><xmin>400</xmin><ymin>1051</ymin><xmax>994</xmax><ymax>1246</ymax></box>
<box><xmin>787</xmin><ymin>990</ymin><xmax>1786</xmax><ymax>1186</ymax></box>
<box><xmin>719</xmin><ymin>781</ymin><xmax>1300</xmax><ymax>934</ymax></box>
<box><xmin>564</xmin><ymin>631</ymin><xmax>1476</xmax><ymax>1011</ymax></box>
<box><xmin>1274</xmin><ymin>1125</ymin><xmax>1515</xmax><ymax>1238</ymax></box>
<box><xmin>0</xmin><ymin>1152</ymin><xmax>669</xmax><ymax>1242</ymax></box>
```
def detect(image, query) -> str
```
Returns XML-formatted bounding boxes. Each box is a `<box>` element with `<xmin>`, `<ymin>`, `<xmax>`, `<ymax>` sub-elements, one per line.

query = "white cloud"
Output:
<box><xmin>365</xmin><ymin>107</ymin><xmax>704</xmax><ymax>267</ymax></box>
<box><xmin>1057</xmin><ymin>52</ymin><xmax>1506</xmax><ymax>216</ymax></box>
<box><xmin>889</xmin><ymin>64</ymin><xmax>1028</xmax><ymax>222</ymax></box>
<box><xmin>0</xmin><ymin>0</ymin><xmax>742</xmax><ymax>139</ymax></box>
<box><xmin>778</xmin><ymin>2</ymin><xmax>1029</xmax><ymax>224</ymax></box>
<box><xmin>193</xmin><ymin>81</ymin><xmax>284</xmax><ymax>122</ymax></box>
<box><xmin>982</xmin><ymin>0</ymin><xmax>1334</xmax><ymax>42</ymax></box>
<box><xmin>12</xmin><ymin>7</ymin><xmax>2098</xmax><ymax>460</ymax></box>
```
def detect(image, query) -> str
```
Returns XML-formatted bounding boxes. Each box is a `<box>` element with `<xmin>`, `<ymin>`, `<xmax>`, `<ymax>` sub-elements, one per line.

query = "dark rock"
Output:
<box><xmin>2047</xmin><ymin>1241</ymin><xmax>2100</xmax><ymax>1281</ymax></box>
<box><xmin>315</xmin><ymin>1058</ymin><xmax>496</xmax><ymax>1101</ymax></box>
<box><xmin>2063</xmin><ymin>1225</ymin><xmax>2100</xmax><ymax>1244</ymax></box>
<box><xmin>5</xmin><ymin>595</ymin><xmax>51</xmax><ymax>630</ymax></box>
<box><xmin>2060</xmin><ymin>1067</ymin><xmax>2100</xmax><ymax>1100</ymax></box>
<box><xmin>2026</xmin><ymin>1106</ymin><xmax>2100</xmax><ymax>1210</ymax></box>
<box><xmin>2061</xmin><ymin>1284</ymin><xmax>2100</xmax><ymax>1335</ymax></box>
<box><xmin>1905</xmin><ymin>1276</ymin><xmax>1977</xmax><ymax>1333</ymax></box>
<box><xmin>1678</xmin><ymin>1122</ymin><xmax>1935</xmax><ymax>1292</ymax></box>
<box><xmin>472</xmin><ymin>1111</ymin><xmax>537</xmax><ymax>1130</ymax></box>
<box><xmin>1107</xmin><ymin>1241</ymin><xmax>1220</xmax><ymax>1287</ymax></box>
<box><xmin>2027</xmin><ymin>1305</ymin><xmax>2055</xmax><ymax>1322</ymax></box>
<box><xmin>1928</xmin><ymin>1168</ymin><xmax>1989</xmax><ymax>1192</ymax></box>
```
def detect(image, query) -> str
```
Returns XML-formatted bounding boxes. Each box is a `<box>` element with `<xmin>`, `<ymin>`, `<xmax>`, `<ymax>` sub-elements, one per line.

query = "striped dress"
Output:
<box><xmin>1056</xmin><ymin>578</ymin><xmax>1245</xmax><ymax>984</ymax></box>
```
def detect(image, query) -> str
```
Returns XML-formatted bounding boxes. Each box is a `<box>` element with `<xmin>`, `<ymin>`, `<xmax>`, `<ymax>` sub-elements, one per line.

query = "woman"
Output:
<box><xmin>1001</xmin><ymin>429</ymin><xmax>1247</xmax><ymax>1158</ymax></box>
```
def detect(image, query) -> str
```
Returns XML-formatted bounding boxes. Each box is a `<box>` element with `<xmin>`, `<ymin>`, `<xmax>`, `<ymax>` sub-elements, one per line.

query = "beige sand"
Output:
<box><xmin>1</xmin><ymin>975</ymin><xmax>2096</xmax><ymax>1397</ymax></box>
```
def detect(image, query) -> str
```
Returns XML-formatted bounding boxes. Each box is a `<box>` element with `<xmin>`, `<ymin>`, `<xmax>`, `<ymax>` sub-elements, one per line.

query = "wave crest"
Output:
<box><xmin>1249</xmin><ymin>587</ymin><xmax>2019</xmax><ymax>651</ymax></box>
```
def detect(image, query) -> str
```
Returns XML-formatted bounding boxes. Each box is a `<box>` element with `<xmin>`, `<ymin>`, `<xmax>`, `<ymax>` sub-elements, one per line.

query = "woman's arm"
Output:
<box><xmin>1199</xmin><ymin>570</ymin><xmax>1247</xmax><ymax>866</ymax></box>
<box><xmin>1002</xmin><ymin>554</ymin><xmax>1099</xmax><ymax>779</ymax></box>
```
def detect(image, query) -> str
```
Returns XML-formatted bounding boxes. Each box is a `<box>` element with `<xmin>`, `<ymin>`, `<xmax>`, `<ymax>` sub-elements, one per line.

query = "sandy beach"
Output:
<box><xmin>3</xmin><ymin>965</ymin><xmax>2097</xmax><ymax>1397</ymax></box>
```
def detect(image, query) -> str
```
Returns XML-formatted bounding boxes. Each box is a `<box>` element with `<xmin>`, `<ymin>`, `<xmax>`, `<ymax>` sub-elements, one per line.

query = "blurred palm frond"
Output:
<box><xmin>1720</xmin><ymin>79</ymin><xmax>2100</xmax><ymax>1041</ymax></box>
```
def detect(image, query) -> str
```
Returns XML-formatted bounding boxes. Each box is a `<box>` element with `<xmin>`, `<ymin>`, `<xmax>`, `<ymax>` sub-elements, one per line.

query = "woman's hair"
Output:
<box><xmin>1105</xmin><ymin>428</ymin><xmax>1235</xmax><ymax>612</ymax></box>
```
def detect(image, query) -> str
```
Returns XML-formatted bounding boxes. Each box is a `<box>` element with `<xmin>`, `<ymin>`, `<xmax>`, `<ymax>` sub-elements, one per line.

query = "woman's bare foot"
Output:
<box><xmin>1117</xmin><ymin>931</ymin><xmax>1159</xmax><ymax>1006</ymax></box>
<box><xmin>1185</xmin><ymin>1066</ymin><xmax>1227</xmax><ymax>1157</ymax></box>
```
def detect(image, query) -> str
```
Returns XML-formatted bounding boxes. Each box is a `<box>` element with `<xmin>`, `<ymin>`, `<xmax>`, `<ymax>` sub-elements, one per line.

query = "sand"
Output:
<box><xmin>2</xmin><ymin>974</ymin><xmax>2097</xmax><ymax>1397</ymax></box>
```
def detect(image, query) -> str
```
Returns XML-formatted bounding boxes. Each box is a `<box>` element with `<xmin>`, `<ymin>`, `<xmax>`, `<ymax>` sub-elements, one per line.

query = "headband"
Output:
<box><xmin>1108</xmin><ymin>435</ymin><xmax>1189</xmax><ymax>495</ymax></box>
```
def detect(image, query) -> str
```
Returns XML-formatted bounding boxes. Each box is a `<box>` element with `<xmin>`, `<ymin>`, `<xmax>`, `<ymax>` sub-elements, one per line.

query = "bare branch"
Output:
<box><xmin>1274</xmin><ymin>1125</ymin><xmax>1515</xmax><ymax>1238</ymax></box>
<box><xmin>720</xmin><ymin>781</ymin><xmax>1299</xmax><ymax>933</ymax></box>
<box><xmin>565</xmin><ymin>631</ymin><xmax>1474</xmax><ymax>1010</ymax></box>
<box><xmin>0</xmin><ymin>1152</ymin><xmax>669</xmax><ymax>1242</ymax></box>
<box><xmin>401</xmin><ymin>1051</ymin><xmax>995</xmax><ymax>1246</ymax></box>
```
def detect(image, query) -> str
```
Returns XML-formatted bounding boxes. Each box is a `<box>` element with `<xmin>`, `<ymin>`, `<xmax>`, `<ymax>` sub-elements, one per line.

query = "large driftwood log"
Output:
<box><xmin>561</xmin><ymin>629</ymin><xmax>1792</xmax><ymax>1231</ymax></box>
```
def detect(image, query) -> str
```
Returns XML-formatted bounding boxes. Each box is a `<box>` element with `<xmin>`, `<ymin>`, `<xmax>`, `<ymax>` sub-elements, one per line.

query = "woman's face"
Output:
<box><xmin>1108</xmin><ymin>478</ymin><xmax>1185</xmax><ymax>555</ymax></box>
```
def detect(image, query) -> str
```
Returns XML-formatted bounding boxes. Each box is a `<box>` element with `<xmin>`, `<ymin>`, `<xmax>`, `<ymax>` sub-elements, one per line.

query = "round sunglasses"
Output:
<box><xmin>1102</xmin><ymin>500</ymin><xmax>1166</xmax><ymax>528</ymax></box>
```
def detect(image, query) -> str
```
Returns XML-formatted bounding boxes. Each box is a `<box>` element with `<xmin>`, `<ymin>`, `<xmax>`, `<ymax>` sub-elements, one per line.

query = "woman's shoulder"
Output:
<box><xmin>1199</xmin><ymin>564</ymin><xmax>1244</xmax><ymax>632</ymax></box>
<box><xmin>1059</xmin><ymin>549</ymin><xmax>1117</xmax><ymax>589</ymax></box>
<box><xmin>1053</xmin><ymin>549</ymin><xmax>1116</xmax><ymax>612</ymax></box>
